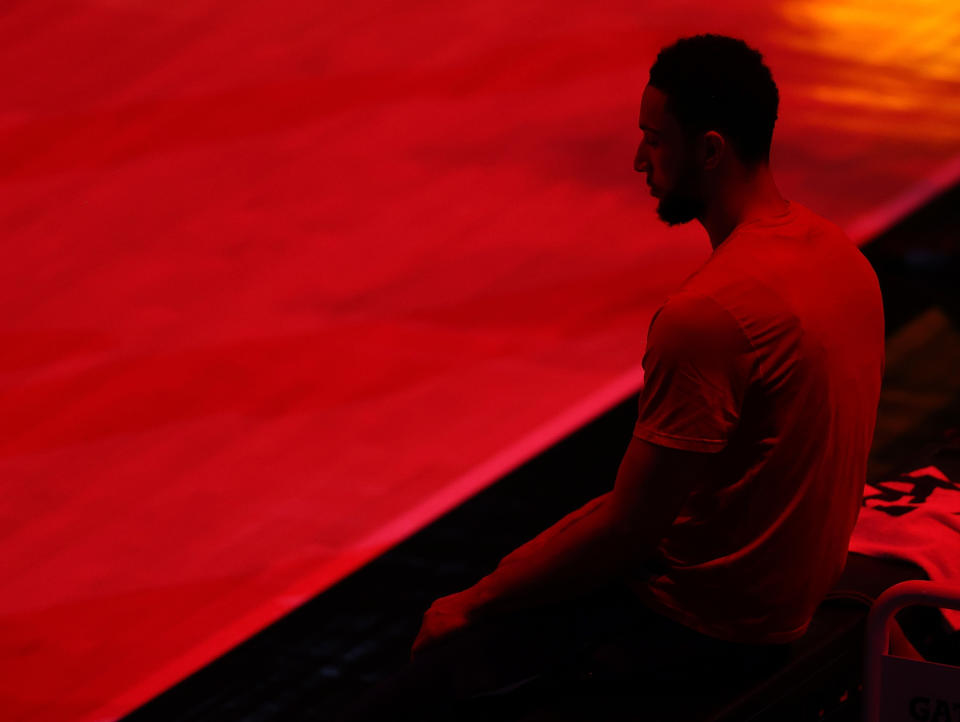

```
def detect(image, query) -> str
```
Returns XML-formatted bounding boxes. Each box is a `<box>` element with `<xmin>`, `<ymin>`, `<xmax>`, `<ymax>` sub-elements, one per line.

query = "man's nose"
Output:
<box><xmin>634</xmin><ymin>146</ymin><xmax>649</xmax><ymax>174</ymax></box>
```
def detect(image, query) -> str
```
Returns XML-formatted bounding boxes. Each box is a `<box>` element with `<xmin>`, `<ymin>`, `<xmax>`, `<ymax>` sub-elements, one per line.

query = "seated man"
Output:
<box><xmin>338</xmin><ymin>33</ymin><xmax>885</xmax><ymax>721</ymax></box>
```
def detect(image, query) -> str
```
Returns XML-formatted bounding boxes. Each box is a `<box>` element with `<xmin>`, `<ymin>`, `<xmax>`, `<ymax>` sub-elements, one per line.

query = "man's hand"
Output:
<box><xmin>410</xmin><ymin>590</ymin><xmax>478</xmax><ymax>662</ymax></box>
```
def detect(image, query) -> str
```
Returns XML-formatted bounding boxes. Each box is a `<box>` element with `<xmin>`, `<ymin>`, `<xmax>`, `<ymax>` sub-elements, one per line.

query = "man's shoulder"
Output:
<box><xmin>656</xmin><ymin>290</ymin><xmax>725</xmax><ymax>323</ymax></box>
<box><xmin>652</xmin><ymin>291</ymin><xmax>751</xmax><ymax>351</ymax></box>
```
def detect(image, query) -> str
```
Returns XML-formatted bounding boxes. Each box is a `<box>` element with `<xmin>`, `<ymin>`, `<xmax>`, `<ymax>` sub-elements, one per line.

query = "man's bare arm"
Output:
<box><xmin>460</xmin><ymin>436</ymin><xmax>712</xmax><ymax>620</ymax></box>
<box><xmin>495</xmin><ymin>491</ymin><xmax>613</xmax><ymax>570</ymax></box>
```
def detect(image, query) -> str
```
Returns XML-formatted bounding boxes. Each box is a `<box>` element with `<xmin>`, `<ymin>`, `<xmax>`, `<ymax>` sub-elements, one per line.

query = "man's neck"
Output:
<box><xmin>700</xmin><ymin>165</ymin><xmax>788</xmax><ymax>251</ymax></box>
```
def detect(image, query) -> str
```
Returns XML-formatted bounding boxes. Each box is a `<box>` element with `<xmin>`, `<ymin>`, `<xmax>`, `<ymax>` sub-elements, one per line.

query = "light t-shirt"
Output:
<box><xmin>627</xmin><ymin>200</ymin><xmax>885</xmax><ymax>644</ymax></box>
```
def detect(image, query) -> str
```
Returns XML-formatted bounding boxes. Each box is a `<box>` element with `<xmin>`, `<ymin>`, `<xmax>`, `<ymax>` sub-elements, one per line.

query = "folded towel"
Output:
<box><xmin>849</xmin><ymin>430</ymin><xmax>960</xmax><ymax>630</ymax></box>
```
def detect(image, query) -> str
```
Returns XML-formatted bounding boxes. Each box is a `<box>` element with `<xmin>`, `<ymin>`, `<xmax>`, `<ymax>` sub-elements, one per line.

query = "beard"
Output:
<box><xmin>654</xmin><ymin>161</ymin><xmax>705</xmax><ymax>226</ymax></box>
<box><xmin>656</xmin><ymin>190</ymin><xmax>705</xmax><ymax>225</ymax></box>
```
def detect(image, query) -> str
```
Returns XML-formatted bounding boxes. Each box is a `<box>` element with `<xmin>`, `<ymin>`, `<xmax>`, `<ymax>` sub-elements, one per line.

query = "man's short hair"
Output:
<box><xmin>649</xmin><ymin>34</ymin><xmax>779</xmax><ymax>166</ymax></box>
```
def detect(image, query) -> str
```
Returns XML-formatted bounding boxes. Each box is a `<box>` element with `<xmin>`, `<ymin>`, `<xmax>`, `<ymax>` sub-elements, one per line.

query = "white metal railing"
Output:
<box><xmin>863</xmin><ymin>580</ymin><xmax>960</xmax><ymax>722</ymax></box>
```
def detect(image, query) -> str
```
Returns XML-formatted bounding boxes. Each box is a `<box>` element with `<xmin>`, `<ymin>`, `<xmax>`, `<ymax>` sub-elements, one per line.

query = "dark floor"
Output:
<box><xmin>123</xmin><ymin>183</ymin><xmax>960</xmax><ymax>722</ymax></box>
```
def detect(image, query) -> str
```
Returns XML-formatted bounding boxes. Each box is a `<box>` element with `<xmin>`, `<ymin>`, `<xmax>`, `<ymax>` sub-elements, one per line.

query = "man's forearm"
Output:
<box><xmin>465</xmin><ymin>492</ymin><xmax>640</xmax><ymax>620</ymax></box>
<box><xmin>495</xmin><ymin>491</ymin><xmax>613</xmax><ymax>570</ymax></box>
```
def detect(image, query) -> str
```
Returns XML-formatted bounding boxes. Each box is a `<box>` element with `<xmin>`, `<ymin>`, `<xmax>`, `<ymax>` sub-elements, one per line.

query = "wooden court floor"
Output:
<box><xmin>1</xmin><ymin>1</ymin><xmax>959</xmax><ymax>719</ymax></box>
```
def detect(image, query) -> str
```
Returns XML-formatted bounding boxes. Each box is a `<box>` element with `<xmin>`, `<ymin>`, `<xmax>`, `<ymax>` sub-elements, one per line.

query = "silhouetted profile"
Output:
<box><xmin>336</xmin><ymin>33</ymin><xmax>885</xmax><ymax>721</ymax></box>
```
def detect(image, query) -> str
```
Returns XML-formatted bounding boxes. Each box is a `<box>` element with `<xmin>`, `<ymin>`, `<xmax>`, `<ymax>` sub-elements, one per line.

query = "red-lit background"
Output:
<box><xmin>2</xmin><ymin>1</ymin><xmax>959</xmax><ymax>720</ymax></box>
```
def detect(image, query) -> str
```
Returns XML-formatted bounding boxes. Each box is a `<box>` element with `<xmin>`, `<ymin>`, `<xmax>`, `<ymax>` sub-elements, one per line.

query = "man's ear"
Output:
<box><xmin>702</xmin><ymin>131</ymin><xmax>725</xmax><ymax>170</ymax></box>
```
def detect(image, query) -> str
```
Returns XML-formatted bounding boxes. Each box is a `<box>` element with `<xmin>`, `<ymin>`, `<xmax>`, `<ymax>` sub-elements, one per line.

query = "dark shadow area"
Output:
<box><xmin>124</xmin><ymin>182</ymin><xmax>960</xmax><ymax>722</ymax></box>
<box><xmin>861</xmin><ymin>180</ymin><xmax>960</xmax><ymax>337</ymax></box>
<box><xmin>860</xmin><ymin>181</ymin><xmax>960</xmax><ymax>480</ymax></box>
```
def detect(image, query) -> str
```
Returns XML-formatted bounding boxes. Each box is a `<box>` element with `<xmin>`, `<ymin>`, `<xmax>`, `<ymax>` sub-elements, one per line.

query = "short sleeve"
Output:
<box><xmin>633</xmin><ymin>292</ymin><xmax>755</xmax><ymax>453</ymax></box>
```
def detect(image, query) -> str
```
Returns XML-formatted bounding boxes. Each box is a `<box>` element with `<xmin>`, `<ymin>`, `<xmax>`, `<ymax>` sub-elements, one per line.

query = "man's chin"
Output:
<box><xmin>655</xmin><ymin>196</ymin><xmax>702</xmax><ymax>226</ymax></box>
<box><xmin>656</xmin><ymin>205</ymin><xmax>697</xmax><ymax>226</ymax></box>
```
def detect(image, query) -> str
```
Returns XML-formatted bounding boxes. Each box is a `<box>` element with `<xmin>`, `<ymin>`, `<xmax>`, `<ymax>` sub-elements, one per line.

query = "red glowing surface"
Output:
<box><xmin>1</xmin><ymin>0</ymin><xmax>959</xmax><ymax>719</ymax></box>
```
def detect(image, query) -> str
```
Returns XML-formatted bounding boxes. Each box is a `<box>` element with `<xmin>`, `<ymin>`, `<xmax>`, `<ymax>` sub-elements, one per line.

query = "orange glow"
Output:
<box><xmin>777</xmin><ymin>0</ymin><xmax>960</xmax><ymax>141</ymax></box>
